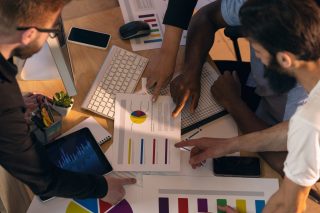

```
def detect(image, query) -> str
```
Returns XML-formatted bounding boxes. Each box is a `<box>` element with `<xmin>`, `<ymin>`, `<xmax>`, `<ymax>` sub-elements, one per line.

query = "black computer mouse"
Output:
<box><xmin>119</xmin><ymin>21</ymin><xmax>151</xmax><ymax>40</ymax></box>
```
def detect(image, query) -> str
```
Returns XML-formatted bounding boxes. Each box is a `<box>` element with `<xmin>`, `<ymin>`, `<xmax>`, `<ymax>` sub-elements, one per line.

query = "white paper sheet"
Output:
<box><xmin>118</xmin><ymin>0</ymin><xmax>215</xmax><ymax>51</ymax></box>
<box><xmin>142</xmin><ymin>175</ymin><xmax>279</xmax><ymax>213</ymax></box>
<box><xmin>113</xmin><ymin>94</ymin><xmax>181</xmax><ymax>171</ymax></box>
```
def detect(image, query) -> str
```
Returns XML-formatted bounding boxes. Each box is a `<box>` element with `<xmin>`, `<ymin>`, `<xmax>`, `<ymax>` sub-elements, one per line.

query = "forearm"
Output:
<box><xmin>263</xmin><ymin>177</ymin><xmax>310</xmax><ymax>213</ymax></box>
<box><xmin>160</xmin><ymin>25</ymin><xmax>183</xmax><ymax>63</ymax></box>
<box><xmin>234</xmin><ymin>121</ymin><xmax>288</xmax><ymax>153</ymax></box>
<box><xmin>184</xmin><ymin>1</ymin><xmax>227</xmax><ymax>77</ymax></box>
<box><xmin>226</xmin><ymin>99</ymin><xmax>269</xmax><ymax>133</ymax></box>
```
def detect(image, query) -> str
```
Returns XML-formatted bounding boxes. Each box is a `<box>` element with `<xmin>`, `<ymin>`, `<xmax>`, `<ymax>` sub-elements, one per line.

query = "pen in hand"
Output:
<box><xmin>181</xmin><ymin>146</ymin><xmax>206</xmax><ymax>167</ymax></box>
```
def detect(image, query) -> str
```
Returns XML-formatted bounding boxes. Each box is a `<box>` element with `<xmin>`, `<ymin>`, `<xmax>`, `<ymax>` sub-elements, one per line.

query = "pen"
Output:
<box><xmin>186</xmin><ymin>128</ymin><xmax>202</xmax><ymax>141</ymax></box>
<box><xmin>43</xmin><ymin>97</ymin><xmax>55</xmax><ymax>123</ymax></box>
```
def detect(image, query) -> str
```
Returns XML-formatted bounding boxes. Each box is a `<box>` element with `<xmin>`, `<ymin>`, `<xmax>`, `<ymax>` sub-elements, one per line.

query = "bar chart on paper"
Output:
<box><xmin>113</xmin><ymin>94</ymin><xmax>181</xmax><ymax>171</ymax></box>
<box><xmin>143</xmin><ymin>175</ymin><xmax>279</xmax><ymax>213</ymax></box>
<box><xmin>118</xmin><ymin>0</ymin><xmax>215</xmax><ymax>51</ymax></box>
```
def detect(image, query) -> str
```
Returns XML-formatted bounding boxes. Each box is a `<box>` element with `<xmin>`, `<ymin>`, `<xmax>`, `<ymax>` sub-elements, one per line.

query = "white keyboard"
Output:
<box><xmin>82</xmin><ymin>45</ymin><xmax>148</xmax><ymax>119</ymax></box>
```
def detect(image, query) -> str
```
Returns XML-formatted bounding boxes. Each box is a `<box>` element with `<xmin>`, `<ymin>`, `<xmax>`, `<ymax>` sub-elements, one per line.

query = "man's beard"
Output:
<box><xmin>12</xmin><ymin>39</ymin><xmax>42</xmax><ymax>59</ymax></box>
<box><xmin>264</xmin><ymin>57</ymin><xmax>297</xmax><ymax>94</ymax></box>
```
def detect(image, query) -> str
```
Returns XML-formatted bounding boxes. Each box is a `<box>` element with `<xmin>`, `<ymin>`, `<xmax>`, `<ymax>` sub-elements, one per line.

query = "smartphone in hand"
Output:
<box><xmin>67</xmin><ymin>27</ymin><xmax>111</xmax><ymax>50</ymax></box>
<box><xmin>213</xmin><ymin>156</ymin><xmax>261</xmax><ymax>177</ymax></box>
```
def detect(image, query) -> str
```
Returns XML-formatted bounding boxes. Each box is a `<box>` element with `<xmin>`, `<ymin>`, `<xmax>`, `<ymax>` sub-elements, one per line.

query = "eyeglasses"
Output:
<box><xmin>16</xmin><ymin>26</ymin><xmax>61</xmax><ymax>38</ymax></box>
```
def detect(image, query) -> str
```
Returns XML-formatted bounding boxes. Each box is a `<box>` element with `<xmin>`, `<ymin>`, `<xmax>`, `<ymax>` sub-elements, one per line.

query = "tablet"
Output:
<box><xmin>40</xmin><ymin>127</ymin><xmax>113</xmax><ymax>201</ymax></box>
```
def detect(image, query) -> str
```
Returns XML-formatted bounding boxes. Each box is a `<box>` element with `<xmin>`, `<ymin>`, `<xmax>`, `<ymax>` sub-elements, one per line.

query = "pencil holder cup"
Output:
<box><xmin>32</xmin><ymin>111</ymin><xmax>62</xmax><ymax>145</ymax></box>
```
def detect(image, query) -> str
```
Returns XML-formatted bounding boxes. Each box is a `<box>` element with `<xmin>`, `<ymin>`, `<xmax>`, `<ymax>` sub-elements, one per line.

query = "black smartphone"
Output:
<box><xmin>213</xmin><ymin>156</ymin><xmax>261</xmax><ymax>177</ymax></box>
<box><xmin>67</xmin><ymin>27</ymin><xmax>111</xmax><ymax>50</ymax></box>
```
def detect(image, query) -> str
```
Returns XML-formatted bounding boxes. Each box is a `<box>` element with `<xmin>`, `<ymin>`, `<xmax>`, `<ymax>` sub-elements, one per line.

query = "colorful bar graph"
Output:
<box><xmin>140</xmin><ymin>139</ymin><xmax>144</xmax><ymax>164</ymax></box>
<box><xmin>139</xmin><ymin>13</ymin><xmax>163</xmax><ymax>44</ymax></box>
<box><xmin>128</xmin><ymin>138</ymin><xmax>132</xmax><ymax>164</ymax></box>
<box><xmin>165</xmin><ymin>139</ymin><xmax>168</xmax><ymax>164</ymax></box>
<box><xmin>255</xmin><ymin>200</ymin><xmax>265</xmax><ymax>213</ymax></box>
<box><xmin>236</xmin><ymin>199</ymin><xmax>246</xmax><ymax>213</ymax></box>
<box><xmin>178</xmin><ymin>198</ymin><xmax>188</xmax><ymax>213</ymax></box>
<box><xmin>197</xmin><ymin>198</ymin><xmax>208</xmax><ymax>212</ymax></box>
<box><xmin>153</xmin><ymin>139</ymin><xmax>156</xmax><ymax>164</ymax></box>
<box><xmin>159</xmin><ymin>197</ymin><xmax>169</xmax><ymax>213</ymax></box>
<box><xmin>217</xmin><ymin>199</ymin><xmax>227</xmax><ymax>213</ymax></box>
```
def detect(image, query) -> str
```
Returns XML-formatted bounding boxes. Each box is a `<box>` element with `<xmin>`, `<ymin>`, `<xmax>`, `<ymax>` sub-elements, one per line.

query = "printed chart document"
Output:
<box><xmin>118</xmin><ymin>0</ymin><xmax>215</xmax><ymax>51</ymax></box>
<box><xmin>142</xmin><ymin>175</ymin><xmax>279</xmax><ymax>213</ymax></box>
<box><xmin>113</xmin><ymin>94</ymin><xmax>181</xmax><ymax>171</ymax></box>
<box><xmin>27</xmin><ymin>184</ymin><xmax>143</xmax><ymax>213</ymax></box>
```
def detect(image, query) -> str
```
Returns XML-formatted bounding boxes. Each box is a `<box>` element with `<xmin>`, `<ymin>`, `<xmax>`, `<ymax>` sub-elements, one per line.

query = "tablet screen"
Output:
<box><xmin>45</xmin><ymin>127</ymin><xmax>112</xmax><ymax>175</ymax></box>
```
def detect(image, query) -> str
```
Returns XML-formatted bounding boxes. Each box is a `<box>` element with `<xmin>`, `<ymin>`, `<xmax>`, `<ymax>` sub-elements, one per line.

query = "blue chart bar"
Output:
<box><xmin>255</xmin><ymin>200</ymin><xmax>265</xmax><ymax>213</ymax></box>
<box><xmin>159</xmin><ymin>197</ymin><xmax>169</xmax><ymax>213</ymax></box>
<box><xmin>144</xmin><ymin>39</ymin><xmax>163</xmax><ymax>43</ymax></box>
<box><xmin>140</xmin><ymin>139</ymin><xmax>144</xmax><ymax>164</ymax></box>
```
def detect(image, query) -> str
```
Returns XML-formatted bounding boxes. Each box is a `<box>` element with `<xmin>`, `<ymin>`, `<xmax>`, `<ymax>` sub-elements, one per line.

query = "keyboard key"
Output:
<box><xmin>101</xmin><ymin>102</ymin><xmax>106</xmax><ymax>107</ymax></box>
<box><xmin>134</xmin><ymin>57</ymin><xmax>140</xmax><ymax>65</ymax></box>
<box><xmin>108</xmin><ymin>111</ymin><xmax>114</xmax><ymax>118</ymax></box>
<box><xmin>126</xmin><ymin>80</ymin><xmax>137</xmax><ymax>93</ymax></box>
<box><xmin>97</xmin><ymin>106</ymin><xmax>104</xmax><ymax>113</ymax></box>
<box><xmin>103</xmin><ymin>108</ymin><xmax>109</xmax><ymax>115</ymax></box>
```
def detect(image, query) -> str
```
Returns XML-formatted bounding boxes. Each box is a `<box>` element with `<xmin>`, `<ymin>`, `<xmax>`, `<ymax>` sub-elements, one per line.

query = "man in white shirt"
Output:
<box><xmin>175</xmin><ymin>0</ymin><xmax>320</xmax><ymax>212</ymax></box>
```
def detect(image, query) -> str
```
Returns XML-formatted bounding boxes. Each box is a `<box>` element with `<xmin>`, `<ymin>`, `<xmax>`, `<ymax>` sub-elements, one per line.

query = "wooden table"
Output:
<box><xmin>18</xmin><ymin>6</ymin><xmax>320</xmax><ymax>213</ymax></box>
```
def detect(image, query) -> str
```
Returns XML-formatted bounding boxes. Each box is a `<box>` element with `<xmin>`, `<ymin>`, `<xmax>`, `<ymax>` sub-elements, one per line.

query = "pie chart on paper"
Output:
<box><xmin>130</xmin><ymin>110</ymin><xmax>147</xmax><ymax>124</ymax></box>
<box><xmin>65</xmin><ymin>199</ymin><xmax>133</xmax><ymax>213</ymax></box>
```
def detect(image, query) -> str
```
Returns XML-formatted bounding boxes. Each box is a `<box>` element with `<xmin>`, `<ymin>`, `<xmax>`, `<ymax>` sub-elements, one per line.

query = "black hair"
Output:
<box><xmin>239</xmin><ymin>0</ymin><xmax>320</xmax><ymax>60</ymax></box>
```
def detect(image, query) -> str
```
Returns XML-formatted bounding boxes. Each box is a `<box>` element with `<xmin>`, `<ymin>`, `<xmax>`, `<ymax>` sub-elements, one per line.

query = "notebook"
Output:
<box><xmin>60</xmin><ymin>117</ymin><xmax>112</xmax><ymax>145</ymax></box>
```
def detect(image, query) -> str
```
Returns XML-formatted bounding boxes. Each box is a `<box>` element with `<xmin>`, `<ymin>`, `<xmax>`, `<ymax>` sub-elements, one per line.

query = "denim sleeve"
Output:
<box><xmin>283</xmin><ymin>84</ymin><xmax>308</xmax><ymax>121</ymax></box>
<box><xmin>221</xmin><ymin>0</ymin><xmax>246</xmax><ymax>26</ymax></box>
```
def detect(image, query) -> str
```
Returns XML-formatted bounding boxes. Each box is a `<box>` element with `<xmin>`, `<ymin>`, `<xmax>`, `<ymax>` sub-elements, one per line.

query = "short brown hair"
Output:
<box><xmin>0</xmin><ymin>0</ymin><xmax>71</xmax><ymax>34</ymax></box>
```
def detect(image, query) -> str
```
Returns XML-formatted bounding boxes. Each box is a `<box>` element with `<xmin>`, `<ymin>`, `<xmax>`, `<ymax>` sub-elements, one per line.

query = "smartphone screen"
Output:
<box><xmin>67</xmin><ymin>27</ymin><xmax>111</xmax><ymax>49</ymax></box>
<box><xmin>213</xmin><ymin>156</ymin><xmax>261</xmax><ymax>177</ymax></box>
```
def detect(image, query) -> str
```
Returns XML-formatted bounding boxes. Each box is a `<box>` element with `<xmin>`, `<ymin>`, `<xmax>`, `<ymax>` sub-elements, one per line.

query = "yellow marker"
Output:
<box><xmin>236</xmin><ymin>199</ymin><xmax>246</xmax><ymax>213</ymax></box>
<box><xmin>41</xmin><ymin>107</ymin><xmax>53</xmax><ymax>127</ymax></box>
<box><xmin>128</xmin><ymin>138</ymin><xmax>132</xmax><ymax>164</ymax></box>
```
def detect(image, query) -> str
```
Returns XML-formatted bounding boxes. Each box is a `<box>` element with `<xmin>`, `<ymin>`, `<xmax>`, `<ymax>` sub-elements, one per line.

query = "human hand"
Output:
<box><xmin>101</xmin><ymin>176</ymin><xmax>136</xmax><ymax>205</ymax></box>
<box><xmin>170</xmin><ymin>73</ymin><xmax>201</xmax><ymax>118</ymax></box>
<box><xmin>218</xmin><ymin>205</ymin><xmax>239</xmax><ymax>213</ymax></box>
<box><xmin>147</xmin><ymin>53</ymin><xmax>175</xmax><ymax>102</ymax></box>
<box><xmin>175</xmin><ymin>137</ymin><xmax>238</xmax><ymax>169</ymax></box>
<box><xmin>211</xmin><ymin>71</ymin><xmax>241</xmax><ymax>111</ymax></box>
